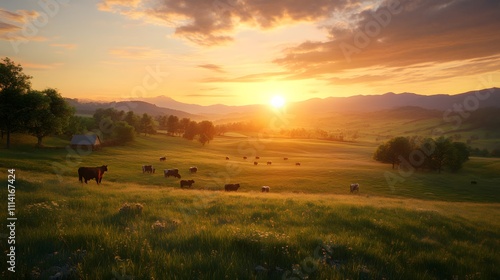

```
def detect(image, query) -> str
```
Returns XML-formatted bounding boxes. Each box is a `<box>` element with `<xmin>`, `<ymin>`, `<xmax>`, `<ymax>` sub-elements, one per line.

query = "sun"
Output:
<box><xmin>270</xmin><ymin>95</ymin><xmax>286</xmax><ymax>108</ymax></box>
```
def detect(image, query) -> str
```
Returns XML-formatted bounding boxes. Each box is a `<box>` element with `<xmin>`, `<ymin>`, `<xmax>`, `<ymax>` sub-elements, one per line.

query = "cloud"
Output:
<box><xmin>273</xmin><ymin>0</ymin><xmax>500</xmax><ymax>78</ymax></box>
<box><xmin>202</xmin><ymin>71</ymin><xmax>288</xmax><ymax>83</ymax></box>
<box><xmin>98</xmin><ymin>0</ymin><xmax>351</xmax><ymax>45</ymax></box>
<box><xmin>185</xmin><ymin>93</ymin><xmax>234</xmax><ymax>98</ymax></box>
<box><xmin>50</xmin><ymin>43</ymin><xmax>77</xmax><ymax>50</ymax></box>
<box><xmin>108</xmin><ymin>46</ymin><xmax>167</xmax><ymax>60</ymax></box>
<box><xmin>0</xmin><ymin>8</ymin><xmax>47</xmax><ymax>41</ymax></box>
<box><xmin>197</xmin><ymin>64</ymin><xmax>225</xmax><ymax>73</ymax></box>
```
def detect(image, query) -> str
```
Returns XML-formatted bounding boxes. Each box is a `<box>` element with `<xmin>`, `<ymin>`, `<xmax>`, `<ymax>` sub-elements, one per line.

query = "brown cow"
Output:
<box><xmin>78</xmin><ymin>165</ymin><xmax>108</xmax><ymax>184</ymax></box>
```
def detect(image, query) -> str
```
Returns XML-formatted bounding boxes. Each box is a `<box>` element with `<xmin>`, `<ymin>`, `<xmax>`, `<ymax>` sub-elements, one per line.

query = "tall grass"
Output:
<box><xmin>0</xmin><ymin>134</ymin><xmax>499</xmax><ymax>279</ymax></box>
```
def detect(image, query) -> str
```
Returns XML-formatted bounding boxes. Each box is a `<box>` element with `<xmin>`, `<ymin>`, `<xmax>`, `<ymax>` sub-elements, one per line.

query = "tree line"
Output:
<box><xmin>0</xmin><ymin>58</ymin><xmax>73</xmax><ymax>148</ymax></box>
<box><xmin>91</xmin><ymin>108</ymin><xmax>216</xmax><ymax>146</ymax></box>
<box><xmin>0</xmin><ymin>57</ymin><xmax>216</xmax><ymax>148</ymax></box>
<box><xmin>373</xmin><ymin>136</ymin><xmax>470</xmax><ymax>173</ymax></box>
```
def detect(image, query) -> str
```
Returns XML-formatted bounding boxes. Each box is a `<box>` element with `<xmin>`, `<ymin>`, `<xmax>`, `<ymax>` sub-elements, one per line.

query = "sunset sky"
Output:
<box><xmin>1</xmin><ymin>0</ymin><xmax>499</xmax><ymax>106</ymax></box>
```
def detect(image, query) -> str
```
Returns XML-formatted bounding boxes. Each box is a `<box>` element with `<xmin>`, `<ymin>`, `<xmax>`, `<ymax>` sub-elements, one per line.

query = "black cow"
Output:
<box><xmin>78</xmin><ymin>165</ymin><xmax>108</xmax><ymax>184</ymax></box>
<box><xmin>225</xmin><ymin>183</ymin><xmax>240</xmax><ymax>191</ymax></box>
<box><xmin>189</xmin><ymin>166</ymin><xmax>198</xmax><ymax>173</ymax></box>
<box><xmin>471</xmin><ymin>180</ymin><xmax>477</xmax><ymax>184</ymax></box>
<box><xmin>226</xmin><ymin>157</ymin><xmax>230</xmax><ymax>160</ymax></box>
<box><xmin>142</xmin><ymin>165</ymin><xmax>155</xmax><ymax>173</ymax></box>
<box><xmin>164</xmin><ymin>169</ymin><xmax>181</xmax><ymax>179</ymax></box>
<box><xmin>284</xmin><ymin>157</ymin><xmax>288</xmax><ymax>160</ymax></box>
<box><xmin>160</xmin><ymin>157</ymin><xmax>166</xmax><ymax>161</ymax></box>
<box><xmin>243</xmin><ymin>156</ymin><xmax>247</xmax><ymax>160</ymax></box>
<box><xmin>295</xmin><ymin>162</ymin><xmax>301</xmax><ymax>166</ymax></box>
<box><xmin>254</xmin><ymin>161</ymin><xmax>258</xmax><ymax>165</ymax></box>
<box><xmin>180</xmin><ymin>180</ymin><xmax>195</xmax><ymax>188</ymax></box>
<box><xmin>267</xmin><ymin>161</ymin><xmax>272</xmax><ymax>165</ymax></box>
<box><xmin>255</xmin><ymin>156</ymin><xmax>260</xmax><ymax>159</ymax></box>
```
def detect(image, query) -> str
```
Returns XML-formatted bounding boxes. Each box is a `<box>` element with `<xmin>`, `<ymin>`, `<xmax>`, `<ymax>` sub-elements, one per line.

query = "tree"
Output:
<box><xmin>0</xmin><ymin>57</ymin><xmax>32</xmax><ymax>148</ymax></box>
<box><xmin>124</xmin><ymin>111</ymin><xmax>140</xmax><ymax>132</ymax></box>
<box><xmin>113</xmin><ymin>121</ymin><xmax>135</xmax><ymax>143</ymax></box>
<box><xmin>179</xmin><ymin>117</ymin><xmax>191</xmax><ymax>135</ymax></box>
<box><xmin>166</xmin><ymin>115</ymin><xmax>179</xmax><ymax>135</ymax></box>
<box><xmin>374</xmin><ymin>136</ymin><xmax>411</xmax><ymax>169</ymax></box>
<box><xmin>446</xmin><ymin>142</ymin><xmax>470</xmax><ymax>172</ymax></box>
<box><xmin>198</xmin><ymin>120</ymin><xmax>215</xmax><ymax>145</ymax></box>
<box><xmin>24</xmin><ymin>89</ymin><xmax>74</xmax><ymax>146</ymax></box>
<box><xmin>183</xmin><ymin>121</ymin><xmax>198</xmax><ymax>140</ymax></box>
<box><xmin>139</xmin><ymin>113</ymin><xmax>156</xmax><ymax>136</ymax></box>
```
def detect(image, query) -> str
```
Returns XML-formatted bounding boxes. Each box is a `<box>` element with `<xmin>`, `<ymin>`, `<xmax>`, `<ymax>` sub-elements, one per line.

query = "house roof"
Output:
<box><xmin>70</xmin><ymin>134</ymin><xmax>101</xmax><ymax>146</ymax></box>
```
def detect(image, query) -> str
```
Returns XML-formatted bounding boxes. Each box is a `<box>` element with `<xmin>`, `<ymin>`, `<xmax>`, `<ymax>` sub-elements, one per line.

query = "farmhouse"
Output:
<box><xmin>70</xmin><ymin>134</ymin><xmax>102</xmax><ymax>151</ymax></box>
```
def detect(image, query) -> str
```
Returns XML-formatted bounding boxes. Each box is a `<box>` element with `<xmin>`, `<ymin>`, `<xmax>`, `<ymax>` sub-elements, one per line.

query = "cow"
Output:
<box><xmin>225</xmin><ymin>183</ymin><xmax>240</xmax><ymax>191</ymax></box>
<box><xmin>243</xmin><ymin>156</ymin><xmax>247</xmax><ymax>160</ymax></box>
<box><xmin>295</xmin><ymin>162</ymin><xmax>301</xmax><ymax>166</ymax></box>
<box><xmin>142</xmin><ymin>165</ymin><xmax>155</xmax><ymax>173</ymax></box>
<box><xmin>267</xmin><ymin>161</ymin><xmax>272</xmax><ymax>165</ymax></box>
<box><xmin>471</xmin><ymin>180</ymin><xmax>477</xmax><ymax>184</ymax></box>
<box><xmin>254</xmin><ymin>161</ymin><xmax>258</xmax><ymax>165</ymax></box>
<box><xmin>164</xmin><ymin>169</ymin><xmax>181</xmax><ymax>179</ymax></box>
<box><xmin>160</xmin><ymin>157</ymin><xmax>166</xmax><ymax>161</ymax></box>
<box><xmin>255</xmin><ymin>156</ymin><xmax>260</xmax><ymax>159</ymax></box>
<box><xmin>261</xmin><ymin>186</ymin><xmax>270</xmax><ymax>192</ymax></box>
<box><xmin>226</xmin><ymin>157</ymin><xmax>230</xmax><ymax>160</ymax></box>
<box><xmin>284</xmin><ymin>157</ymin><xmax>288</xmax><ymax>160</ymax></box>
<box><xmin>350</xmin><ymin>183</ymin><xmax>360</xmax><ymax>193</ymax></box>
<box><xmin>180</xmin><ymin>180</ymin><xmax>195</xmax><ymax>188</ymax></box>
<box><xmin>78</xmin><ymin>165</ymin><xmax>108</xmax><ymax>185</ymax></box>
<box><xmin>189</xmin><ymin>166</ymin><xmax>198</xmax><ymax>173</ymax></box>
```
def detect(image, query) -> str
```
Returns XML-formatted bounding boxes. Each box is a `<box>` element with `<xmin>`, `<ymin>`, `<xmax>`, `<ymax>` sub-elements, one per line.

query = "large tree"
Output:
<box><xmin>24</xmin><ymin>88</ymin><xmax>74</xmax><ymax>147</ymax></box>
<box><xmin>166</xmin><ymin>115</ymin><xmax>179</xmax><ymax>136</ymax></box>
<box><xmin>0</xmin><ymin>57</ymin><xmax>32</xmax><ymax>148</ymax></box>
<box><xmin>198</xmin><ymin>120</ymin><xmax>215</xmax><ymax>145</ymax></box>
<box><xmin>373</xmin><ymin>136</ymin><xmax>411</xmax><ymax>169</ymax></box>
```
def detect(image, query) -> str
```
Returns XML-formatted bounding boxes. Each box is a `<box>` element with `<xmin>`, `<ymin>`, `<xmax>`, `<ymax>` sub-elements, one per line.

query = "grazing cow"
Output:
<box><xmin>261</xmin><ymin>186</ymin><xmax>270</xmax><ymax>192</ymax></box>
<box><xmin>350</xmin><ymin>183</ymin><xmax>360</xmax><ymax>193</ymax></box>
<box><xmin>78</xmin><ymin>165</ymin><xmax>108</xmax><ymax>185</ymax></box>
<box><xmin>164</xmin><ymin>169</ymin><xmax>181</xmax><ymax>179</ymax></box>
<box><xmin>243</xmin><ymin>156</ymin><xmax>247</xmax><ymax>160</ymax></box>
<box><xmin>160</xmin><ymin>157</ymin><xmax>166</xmax><ymax>161</ymax></box>
<box><xmin>254</xmin><ymin>161</ymin><xmax>258</xmax><ymax>165</ymax></box>
<box><xmin>224</xmin><ymin>183</ymin><xmax>240</xmax><ymax>191</ymax></box>
<box><xmin>180</xmin><ymin>180</ymin><xmax>195</xmax><ymax>188</ymax></box>
<box><xmin>295</xmin><ymin>162</ymin><xmax>301</xmax><ymax>166</ymax></box>
<box><xmin>226</xmin><ymin>157</ymin><xmax>230</xmax><ymax>160</ymax></box>
<box><xmin>255</xmin><ymin>156</ymin><xmax>260</xmax><ymax>159</ymax></box>
<box><xmin>142</xmin><ymin>165</ymin><xmax>155</xmax><ymax>173</ymax></box>
<box><xmin>471</xmin><ymin>180</ymin><xmax>477</xmax><ymax>184</ymax></box>
<box><xmin>284</xmin><ymin>157</ymin><xmax>288</xmax><ymax>160</ymax></box>
<box><xmin>267</xmin><ymin>161</ymin><xmax>272</xmax><ymax>165</ymax></box>
<box><xmin>189</xmin><ymin>166</ymin><xmax>198</xmax><ymax>173</ymax></box>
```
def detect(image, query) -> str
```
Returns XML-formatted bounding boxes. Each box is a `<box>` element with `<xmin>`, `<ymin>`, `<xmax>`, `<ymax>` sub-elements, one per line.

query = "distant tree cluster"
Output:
<box><xmin>0</xmin><ymin>58</ymin><xmax>74</xmax><ymax>148</ymax></box>
<box><xmin>374</xmin><ymin>136</ymin><xmax>470</xmax><ymax>173</ymax></box>
<box><xmin>91</xmin><ymin>108</ymin><xmax>157</xmax><ymax>144</ymax></box>
<box><xmin>156</xmin><ymin>114</ymin><xmax>215</xmax><ymax>145</ymax></box>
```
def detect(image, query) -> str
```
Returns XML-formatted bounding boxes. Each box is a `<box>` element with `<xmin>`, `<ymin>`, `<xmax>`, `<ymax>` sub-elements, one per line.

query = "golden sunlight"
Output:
<box><xmin>270</xmin><ymin>95</ymin><xmax>286</xmax><ymax>108</ymax></box>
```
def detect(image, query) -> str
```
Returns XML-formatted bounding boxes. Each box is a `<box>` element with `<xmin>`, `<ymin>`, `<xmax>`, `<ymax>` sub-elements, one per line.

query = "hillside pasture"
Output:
<box><xmin>0</xmin><ymin>133</ymin><xmax>499</xmax><ymax>279</ymax></box>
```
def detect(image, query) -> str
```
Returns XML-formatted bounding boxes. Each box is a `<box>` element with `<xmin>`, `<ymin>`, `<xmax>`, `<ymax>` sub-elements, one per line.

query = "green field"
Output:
<box><xmin>0</xmin><ymin>134</ymin><xmax>499</xmax><ymax>279</ymax></box>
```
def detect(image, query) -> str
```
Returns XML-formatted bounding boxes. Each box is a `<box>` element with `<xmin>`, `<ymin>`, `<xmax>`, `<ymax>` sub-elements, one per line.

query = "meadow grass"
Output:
<box><xmin>0</xmin><ymin>133</ymin><xmax>499</xmax><ymax>279</ymax></box>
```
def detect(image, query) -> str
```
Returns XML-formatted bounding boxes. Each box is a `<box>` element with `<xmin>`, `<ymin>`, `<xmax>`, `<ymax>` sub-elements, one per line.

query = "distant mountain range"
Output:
<box><xmin>67</xmin><ymin>88</ymin><xmax>500</xmax><ymax>120</ymax></box>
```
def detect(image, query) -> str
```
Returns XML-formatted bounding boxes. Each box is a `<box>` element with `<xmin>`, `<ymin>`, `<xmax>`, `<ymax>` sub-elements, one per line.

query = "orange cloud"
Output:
<box><xmin>50</xmin><ymin>43</ymin><xmax>77</xmax><ymax>50</ymax></box>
